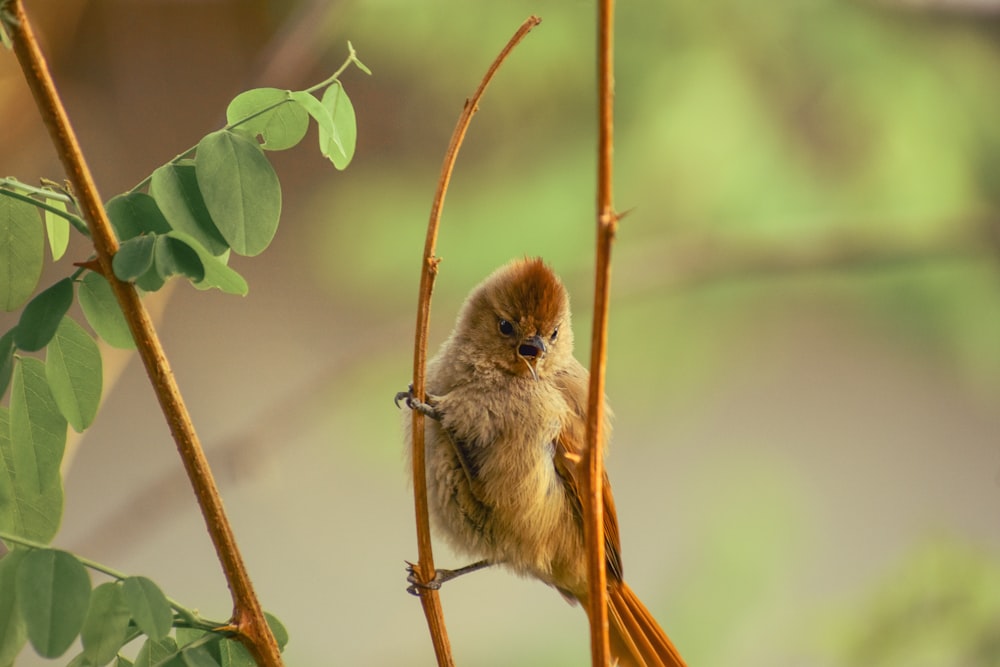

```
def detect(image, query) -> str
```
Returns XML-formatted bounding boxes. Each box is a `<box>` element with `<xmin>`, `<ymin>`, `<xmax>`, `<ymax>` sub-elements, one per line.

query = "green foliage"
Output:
<box><xmin>0</xmin><ymin>41</ymin><xmax>368</xmax><ymax>667</ymax></box>
<box><xmin>0</xmin><ymin>194</ymin><xmax>44</xmax><ymax>312</ymax></box>
<box><xmin>195</xmin><ymin>130</ymin><xmax>281</xmax><ymax>257</ymax></box>
<box><xmin>7</xmin><ymin>358</ymin><xmax>65</xmax><ymax>543</ymax></box>
<box><xmin>46</xmin><ymin>317</ymin><xmax>103</xmax><ymax>432</ymax></box>
<box><xmin>16</xmin><ymin>548</ymin><xmax>92</xmax><ymax>658</ymax></box>
<box><xmin>81</xmin><ymin>582</ymin><xmax>131</xmax><ymax>667</ymax></box>
<box><xmin>0</xmin><ymin>549</ymin><xmax>28</xmax><ymax>665</ymax></box>
<box><xmin>14</xmin><ymin>278</ymin><xmax>74</xmax><ymax>352</ymax></box>
<box><xmin>150</xmin><ymin>162</ymin><xmax>228</xmax><ymax>256</ymax></box>
<box><xmin>78</xmin><ymin>272</ymin><xmax>135</xmax><ymax>350</ymax></box>
<box><xmin>122</xmin><ymin>576</ymin><xmax>173</xmax><ymax>642</ymax></box>
<box><xmin>226</xmin><ymin>88</ymin><xmax>310</xmax><ymax>152</ymax></box>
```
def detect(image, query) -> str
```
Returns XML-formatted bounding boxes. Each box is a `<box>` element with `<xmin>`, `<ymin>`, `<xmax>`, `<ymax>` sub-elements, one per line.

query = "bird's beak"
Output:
<box><xmin>517</xmin><ymin>335</ymin><xmax>546</xmax><ymax>380</ymax></box>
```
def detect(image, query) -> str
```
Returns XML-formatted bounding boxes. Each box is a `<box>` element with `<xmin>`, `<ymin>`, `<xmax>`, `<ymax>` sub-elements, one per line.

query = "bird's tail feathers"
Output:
<box><xmin>607</xmin><ymin>582</ymin><xmax>687</xmax><ymax>667</ymax></box>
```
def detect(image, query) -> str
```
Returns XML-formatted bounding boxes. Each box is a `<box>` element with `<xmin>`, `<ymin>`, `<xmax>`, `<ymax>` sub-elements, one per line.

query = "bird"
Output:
<box><xmin>397</xmin><ymin>257</ymin><xmax>687</xmax><ymax>667</ymax></box>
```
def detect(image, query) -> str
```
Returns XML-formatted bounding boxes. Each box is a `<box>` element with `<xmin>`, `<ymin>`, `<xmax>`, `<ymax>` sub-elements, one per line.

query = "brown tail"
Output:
<box><xmin>607</xmin><ymin>582</ymin><xmax>687</xmax><ymax>667</ymax></box>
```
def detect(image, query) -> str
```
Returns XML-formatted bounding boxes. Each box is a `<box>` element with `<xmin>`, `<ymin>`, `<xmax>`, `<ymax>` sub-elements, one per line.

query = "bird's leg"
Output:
<box><xmin>394</xmin><ymin>384</ymin><xmax>441</xmax><ymax>421</ymax></box>
<box><xmin>405</xmin><ymin>560</ymin><xmax>492</xmax><ymax>595</ymax></box>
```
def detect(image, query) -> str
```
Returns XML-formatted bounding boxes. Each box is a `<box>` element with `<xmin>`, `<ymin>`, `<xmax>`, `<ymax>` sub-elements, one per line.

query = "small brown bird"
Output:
<box><xmin>399</xmin><ymin>257</ymin><xmax>686</xmax><ymax>667</ymax></box>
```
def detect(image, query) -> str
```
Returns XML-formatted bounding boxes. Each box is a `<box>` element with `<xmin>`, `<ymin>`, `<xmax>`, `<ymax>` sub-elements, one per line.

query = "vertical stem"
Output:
<box><xmin>585</xmin><ymin>0</ymin><xmax>616</xmax><ymax>664</ymax></box>
<box><xmin>3</xmin><ymin>2</ymin><xmax>281</xmax><ymax>664</ymax></box>
<box><xmin>407</xmin><ymin>17</ymin><xmax>541</xmax><ymax>666</ymax></box>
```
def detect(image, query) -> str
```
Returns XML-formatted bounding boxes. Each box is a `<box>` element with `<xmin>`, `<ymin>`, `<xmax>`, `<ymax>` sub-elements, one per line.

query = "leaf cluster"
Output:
<box><xmin>0</xmin><ymin>544</ymin><xmax>288</xmax><ymax>667</ymax></box>
<box><xmin>0</xmin><ymin>42</ymin><xmax>369</xmax><ymax>667</ymax></box>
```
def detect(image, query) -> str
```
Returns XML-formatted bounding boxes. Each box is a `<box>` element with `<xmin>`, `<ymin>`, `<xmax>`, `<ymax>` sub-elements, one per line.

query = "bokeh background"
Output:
<box><xmin>2</xmin><ymin>0</ymin><xmax>1000</xmax><ymax>665</ymax></box>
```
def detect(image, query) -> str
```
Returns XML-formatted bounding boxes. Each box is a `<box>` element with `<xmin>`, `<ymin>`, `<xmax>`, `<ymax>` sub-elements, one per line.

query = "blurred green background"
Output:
<box><xmin>2</xmin><ymin>0</ymin><xmax>1000</xmax><ymax>665</ymax></box>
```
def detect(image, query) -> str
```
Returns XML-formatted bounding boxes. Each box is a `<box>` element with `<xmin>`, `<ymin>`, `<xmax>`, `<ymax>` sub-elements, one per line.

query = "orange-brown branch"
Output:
<box><xmin>408</xmin><ymin>15</ymin><xmax>542</xmax><ymax>666</ymax></box>
<box><xmin>584</xmin><ymin>0</ymin><xmax>617</xmax><ymax>664</ymax></box>
<box><xmin>4</xmin><ymin>2</ymin><xmax>281</xmax><ymax>664</ymax></box>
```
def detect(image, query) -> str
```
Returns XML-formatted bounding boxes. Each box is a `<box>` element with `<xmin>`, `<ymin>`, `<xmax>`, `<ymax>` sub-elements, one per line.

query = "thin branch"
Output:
<box><xmin>584</xmin><ymin>0</ymin><xmax>615</xmax><ymax>664</ymax></box>
<box><xmin>407</xmin><ymin>15</ymin><xmax>542</xmax><ymax>666</ymax></box>
<box><xmin>2</xmin><ymin>2</ymin><xmax>281</xmax><ymax>665</ymax></box>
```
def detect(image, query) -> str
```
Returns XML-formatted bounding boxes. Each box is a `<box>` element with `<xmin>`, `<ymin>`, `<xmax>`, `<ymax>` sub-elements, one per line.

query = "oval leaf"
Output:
<box><xmin>78</xmin><ymin>272</ymin><xmax>135</xmax><ymax>350</ymax></box>
<box><xmin>113</xmin><ymin>235</ymin><xmax>157</xmax><ymax>282</ymax></box>
<box><xmin>227</xmin><ymin>87</ymin><xmax>309</xmax><ymax>151</ymax></box>
<box><xmin>44</xmin><ymin>198</ymin><xmax>70</xmax><ymax>261</ymax></box>
<box><xmin>7</xmin><ymin>358</ymin><xmax>66</xmax><ymax>542</ymax></box>
<box><xmin>320</xmin><ymin>82</ymin><xmax>357</xmax><ymax>170</ymax></box>
<box><xmin>0</xmin><ymin>194</ymin><xmax>43</xmax><ymax>311</ymax></box>
<box><xmin>0</xmin><ymin>329</ymin><xmax>15</xmax><ymax>398</ymax></box>
<box><xmin>81</xmin><ymin>582</ymin><xmax>130</xmax><ymax>667</ymax></box>
<box><xmin>106</xmin><ymin>193</ymin><xmax>170</xmax><ymax>243</ymax></box>
<box><xmin>265</xmin><ymin>611</ymin><xmax>288</xmax><ymax>650</ymax></box>
<box><xmin>150</xmin><ymin>162</ymin><xmax>228</xmax><ymax>256</ymax></box>
<box><xmin>179</xmin><ymin>645</ymin><xmax>220</xmax><ymax>667</ymax></box>
<box><xmin>15</xmin><ymin>548</ymin><xmax>91</xmax><ymax>658</ymax></box>
<box><xmin>133</xmin><ymin>636</ymin><xmax>177</xmax><ymax>667</ymax></box>
<box><xmin>154</xmin><ymin>235</ymin><xmax>205</xmax><ymax>283</ymax></box>
<box><xmin>218</xmin><ymin>639</ymin><xmax>254</xmax><ymax>667</ymax></box>
<box><xmin>288</xmin><ymin>90</ymin><xmax>334</xmax><ymax>145</ymax></box>
<box><xmin>0</xmin><ymin>549</ymin><xmax>28</xmax><ymax>666</ymax></box>
<box><xmin>122</xmin><ymin>576</ymin><xmax>172</xmax><ymax>641</ymax></box>
<box><xmin>46</xmin><ymin>317</ymin><xmax>103</xmax><ymax>432</ymax></box>
<box><xmin>14</xmin><ymin>278</ymin><xmax>74</xmax><ymax>352</ymax></box>
<box><xmin>166</xmin><ymin>232</ymin><xmax>247</xmax><ymax>296</ymax></box>
<box><xmin>195</xmin><ymin>130</ymin><xmax>281</xmax><ymax>257</ymax></box>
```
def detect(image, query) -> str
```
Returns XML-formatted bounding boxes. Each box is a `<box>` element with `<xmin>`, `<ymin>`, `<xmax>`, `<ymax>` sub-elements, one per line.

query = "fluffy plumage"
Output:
<box><xmin>405</xmin><ymin>257</ymin><xmax>686</xmax><ymax>667</ymax></box>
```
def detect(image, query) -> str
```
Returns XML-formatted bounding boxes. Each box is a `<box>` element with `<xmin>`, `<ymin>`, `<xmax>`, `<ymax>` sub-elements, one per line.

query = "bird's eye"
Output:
<box><xmin>498</xmin><ymin>319</ymin><xmax>515</xmax><ymax>336</ymax></box>
<box><xmin>550</xmin><ymin>327</ymin><xmax>559</xmax><ymax>342</ymax></box>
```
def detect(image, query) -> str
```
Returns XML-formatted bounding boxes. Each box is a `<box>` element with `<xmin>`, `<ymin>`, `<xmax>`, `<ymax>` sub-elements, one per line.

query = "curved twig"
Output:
<box><xmin>584</xmin><ymin>0</ymin><xmax>615</xmax><ymax>664</ymax></box>
<box><xmin>407</xmin><ymin>15</ymin><xmax>542</xmax><ymax>666</ymax></box>
<box><xmin>3</xmin><ymin>2</ymin><xmax>282</xmax><ymax>665</ymax></box>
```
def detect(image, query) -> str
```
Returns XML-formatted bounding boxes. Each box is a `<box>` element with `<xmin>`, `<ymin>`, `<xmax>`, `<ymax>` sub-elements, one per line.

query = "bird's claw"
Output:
<box><xmin>394</xmin><ymin>385</ymin><xmax>441</xmax><ymax>421</ymax></box>
<box><xmin>403</xmin><ymin>559</ymin><xmax>492</xmax><ymax>596</ymax></box>
<box><xmin>405</xmin><ymin>561</ymin><xmax>442</xmax><ymax>596</ymax></box>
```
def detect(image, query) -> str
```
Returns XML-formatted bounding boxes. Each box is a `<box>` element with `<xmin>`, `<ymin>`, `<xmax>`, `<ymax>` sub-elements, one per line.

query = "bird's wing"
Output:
<box><xmin>552</xmin><ymin>362</ymin><xmax>623</xmax><ymax>582</ymax></box>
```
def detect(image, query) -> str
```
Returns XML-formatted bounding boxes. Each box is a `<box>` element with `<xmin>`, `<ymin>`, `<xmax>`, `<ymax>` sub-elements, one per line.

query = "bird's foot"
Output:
<box><xmin>404</xmin><ymin>560</ymin><xmax>492</xmax><ymax>596</ymax></box>
<box><xmin>394</xmin><ymin>385</ymin><xmax>441</xmax><ymax>421</ymax></box>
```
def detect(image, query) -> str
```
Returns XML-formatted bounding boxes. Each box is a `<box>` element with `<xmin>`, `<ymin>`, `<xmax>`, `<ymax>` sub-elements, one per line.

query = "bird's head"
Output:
<box><xmin>454</xmin><ymin>258</ymin><xmax>573</xmax><ymax>380</ymax></box>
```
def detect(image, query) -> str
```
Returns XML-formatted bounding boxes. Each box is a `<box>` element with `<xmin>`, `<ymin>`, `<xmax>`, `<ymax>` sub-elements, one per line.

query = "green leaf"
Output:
<box><xmin>113</xmin><ymin>235</ymin><xmax>157</xmax><ymax>282</ymax></box>
<box><xmin>135</xmin><ymin>264</ymin><xmax>166</xmax><ymax>293</ymax></box>
<box><xmin>117</xmin><ymin>656</ymin><xmax>135</xmax><ymax>667</ymax></box>
<box><xmin>288</xmin><ymin>90</ymin><xmax>334</xmax><ymax>145</ymax></box>
<box><xmin>178</xmin><ymin>646</ymin><xmax>220</xmax><ymax>667</ymax></box>
<box><xmin>320</xmin><ymin>82</ymin><xmax>357</xmax><ymax>170</ymax></box>
<box><xmin>150</xmin><ymin>162</ymin><xmax>228</xmax><ymax>256</ymax></box>
<box><xmin>226</xmin><ymin>88</ymin><xmax>309</xmax><ymax>152</ymax></box>
<box><xmin>7</xmin><ymin>357</ymin><xmax>66</xmax><ymax>542</ymax></box>
<box><xmin>81</xmin><ymin>582</ymin><xmax>130</xmax><ymax>667</ymax></box>
<box><xmin>122</xmin><ymin>576</ymin><xmax>172</xmax><ymax>641</ymax></box>
<box><xmin>65</xmin><ymin>651</ymin><xmax>92</xmax><ymax>667</ymax></box>
<box><xmin>105</xmin><ymin>193</ymin><xmax>170</xmax><ymax>243</ymax></box>
<box><xmin>0</xmin><ymin>408</ymin><xmax>11</xmax><ymax>530</ymax></box>
<box><xmin>153</xmin><ymin>235</ymin><xmax>205</xmax><ymax>283</ymax></box>
<box><xmin>44</xmin><ymin>198</ymin><xmax>70</xmax><ymax>261</ymax></box>
<box><xmin>0</xmin><ymin>194</ymin><xmax>44</xmax><ymax>311</ymax></box>
<box><xmin>78</xmin><ymin>272</ymin><xmax>135</xmax><ymax>350</ymax></box>
<box><xmin>0</xmin><ymin>331</ymin><xmax>15</xmax><ymax>398</ymax></box>
<box><xmin>165</xmin><ymin>232</ymin><xmax>247</xmax><ymax>296</ymax></box>
<box><xmin>264</xmin><ymin>612</ymin><xmax>288</xmax><ymax>650</ymax></box>
<box><xmin>217</xmin><ymin>639</ymin><xmax>254</xmax><ymax>667</ymax></box>
<box><xmin>15</xmin><ymin>548</ymin><xmax>91</xmax><ymax>658</ymax></box>
<box><xmin>0</xmin><ymin>549</ymin><xmax>28</xmax><ymax>666</ymax></box>
<box><xmin>133</xmin><ymin>636</ymin><xmax>177</xmax><ymax>667</ymax></box>
<box><xmin>348</xmin><ymin>41</ymin><xmax>372</xmax><ymax>75</ymax></box>
<box><xmin>195</xmin><ymin>130</ymin><xmax>281</xmax><ymax>257</ymax></box>
<box><xmin>13</xmin><ymin>278</ymin><xmax>74</xmax><ymax>352</ymax></box>
<box><xmin>46</xmin><ymin>318</ymin><xmax>103</xmax><ymax>432</ymax></box>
